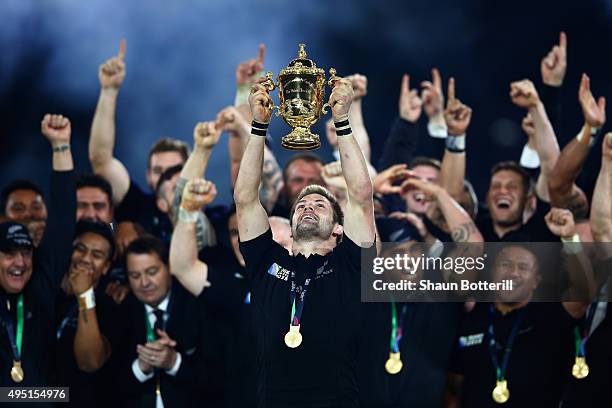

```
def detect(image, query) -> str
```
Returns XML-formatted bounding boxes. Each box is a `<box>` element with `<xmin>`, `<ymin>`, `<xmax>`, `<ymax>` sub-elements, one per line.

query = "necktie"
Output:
<box><xmin>153</xmin><ymin>309</ymin><xmax>165</xmax><ymax>339</ymax></box>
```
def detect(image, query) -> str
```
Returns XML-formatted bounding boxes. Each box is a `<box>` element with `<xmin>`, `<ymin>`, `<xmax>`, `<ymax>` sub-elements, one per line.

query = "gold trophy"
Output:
<box><xmin>263</xmin><ymin>43</ymin><xmax>340</xmax><ymax>150</ymax></box>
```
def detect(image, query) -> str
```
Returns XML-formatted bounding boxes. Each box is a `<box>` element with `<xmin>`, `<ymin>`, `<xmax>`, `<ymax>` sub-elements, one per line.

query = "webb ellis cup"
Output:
<box><xmin>263</xmin><ymin>43</ymin><xmax>340</xmax><ymax>150</ymax></box>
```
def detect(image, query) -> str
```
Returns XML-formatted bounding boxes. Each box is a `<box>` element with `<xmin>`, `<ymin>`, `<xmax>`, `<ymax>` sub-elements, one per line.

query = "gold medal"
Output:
<box><xmin>384</xmin><ymin>352</ymin><xmax>403</xmax><ymax>375</ymax></box>
<box><xmin>572</xmin><ymin>357</ymin><xmax>589</xmax><ymax>379</ymax></box>
<box><xmin>10</xmin><ymin>361</ymin><xmax>24</xmax><ymax>383</ymax></box>
<box><xmin>284</xmin><ymin>325</ymin><xmax>302</xmax><ymax>348</ymax></box>
<box><xmin>492</xmin><ymin>380</ymin><xmax>510</xmax><ymax>404</ymax></box>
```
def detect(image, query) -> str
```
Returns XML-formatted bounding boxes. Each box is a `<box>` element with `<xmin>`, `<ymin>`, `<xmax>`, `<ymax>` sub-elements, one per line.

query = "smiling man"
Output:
<box><xmin>234</xmin><ymin>74</ymin><xmax>375</xmax><ymax>407</ymax></box>
<box><xmin>477</xmin><ymin>161</ymin><xmax>557</xmax><ymax>242</ymax></box>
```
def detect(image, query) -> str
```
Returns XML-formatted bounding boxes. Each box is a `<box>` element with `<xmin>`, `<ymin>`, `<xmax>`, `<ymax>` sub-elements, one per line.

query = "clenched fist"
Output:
<box><xmin>41</xmin><ymin>114</ymin><xmax>71</xmax><ymax>146</ymax></box>
<box><xmin>346</xmin><ymin>73</ymin><xmax>368</xmax><ymax>100</ymax></box>
<box><xmin>444</xmin><ymin>78</ymin><xmax>472</xmax><ymax>136</ymax></box>
<box><xmin>248</xmin><ymin>78</ymin><xmax>274</xmax><ymax>124</ymax></box>
<box><xmin>510</xmin><ymin>80</ymin><xmax>540</xmax><ymax>109</ymax></box>
<box><xmin>69</xmin><ymin>263</ymin><xmax>94</xmax><ymax>296</ymax></box>
<box><xmin>193</xmin><ymin>121</ymin><xmax>221</xmax><ymax>149</ymax></box>
<box><xmin>180</xmin><ymin>179</ymin><xmax>217</xmax><ymax>212</ymax></box>
<box><xmin>329</xmin><ymin>78</ymin><xmax>354</xmax><ymax>121</ymax></box>
<box><xmin>545</xmin><ymin>208</ymin><xmax>575</xmax><ymax>239</ymax></box>
<box><xmin>216</xmin><ymin>106</ymin><xmax>249</xmax><ymax>134</ymax></box>
<box><xmin>99</xmin><ymin>39</ymin><xmax>126</xmax><ymax>90</ymax></box>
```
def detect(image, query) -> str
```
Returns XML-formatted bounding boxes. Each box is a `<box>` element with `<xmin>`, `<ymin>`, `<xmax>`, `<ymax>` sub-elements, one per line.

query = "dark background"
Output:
<box><xmin>1</xmin><ymin>0</ymin><xmax>610</xmax><ymax>204</ymax></box>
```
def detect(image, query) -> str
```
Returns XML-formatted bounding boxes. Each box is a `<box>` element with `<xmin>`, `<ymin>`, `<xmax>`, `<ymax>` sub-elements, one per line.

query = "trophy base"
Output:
<box><xmin>281</xmin><ymin>127</ymin><xmax>321</xmax><ymax>151</ymax></box>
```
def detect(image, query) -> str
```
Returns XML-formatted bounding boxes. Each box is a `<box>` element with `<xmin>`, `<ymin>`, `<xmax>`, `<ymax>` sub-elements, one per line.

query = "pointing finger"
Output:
<box><xmin>401</xmin><ymin>74</ymin><xmax>409</xmax><ymax>95</ymax></box>
<box><xmin>257</xmin><ymin>43</ymin><xmax>266</xmax><ymax>64</ymax></box>
<box><xmin>448</xmin><ymin>77</ymin><xmax>456</xmax><ymax>103</ymax></box>
<box><xmin>559</xmin><ymin>31</ymin><xmax>567</xmax><ymax>52</ymax></box>
<box><xmin>432</xmin><ymin>68</ymin><xmax>442</xmax><ymax>91</ymax></box>
<box><xmin>118</xmin><ymin>38</ymin><xmax>127</xmax><ymax>60</ymax></box>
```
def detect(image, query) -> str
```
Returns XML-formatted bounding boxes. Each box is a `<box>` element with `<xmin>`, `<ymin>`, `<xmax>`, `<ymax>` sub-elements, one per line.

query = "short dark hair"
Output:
<box><xmin>408</xmin><ymin>156</ymin><xmax>441</xmax><ymax>171</ymax></box>
<box><xmin>283</xmin><ymin>153</ymin><xmax>325</xmax><ymax>182</ymax></box>
<box><xmin>290</xmin><ymin>184</ymin><xmax>344</xmax><ymax>225</ymax></box>
<box><xmin>490</xmin><ymin>161</ymin><xmax>531</xmax><ymax>194</ymax></box>
<box><xmin>76</xmin><ymin>173</ymin><xmax>113</xmax><ymax>205</ymax></box>
<box><xmin>125</xmin><ymin>235</ymin><xmax>168</xmax><ymax>265</ymax></box>
<box><xmin>74</xmin><ymin>220</ymin><xmax>116</xmax><ymax>261</ymax></box>
<box><xmin>147</xmin><ymin>138</ymin><xmax>190</xmax><ymax>170</ymax></box>
<box><xmin>155</xmin><ymin>164</ymin><xmax>183</xmax><ymax>199</ymax></box>
<box><xmin>0</xmin><ymin>180</ymin><xmax>44</xmax><ymax>215</ymax></box>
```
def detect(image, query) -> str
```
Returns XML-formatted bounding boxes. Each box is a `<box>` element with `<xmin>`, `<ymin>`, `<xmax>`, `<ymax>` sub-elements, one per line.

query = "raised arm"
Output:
<box><xmin>510</xmin><ymin>79</ymin><xmax>560</xmax><ymax>201</ymax></box>
<box><xmin>88</xmin><ymin>40</ymin><xmax>131</xmax><ymax>205</ymax></box>
<box><xmin>440</xmin><ymin>77</ymin><xmax>471</xmax><ymax>200</ymax></box>
<box><xmin>377</xmin><ymin>74</ymin><xmax>422</xmax><ymax>170</ymax></box>
<box><xmin>421</xmin><ymin>68</ymin><xmax>447</xmax><ymax>138</ymax></box>
<box><xmin>233</xmin><ymin>80</ymin><xmax>272</xmax><ymax>241</ymax></box>
<box><xmin>220</xmin><ymin>106</ymin><xmax>283</xmax><ymax>212</ymax></box>
<box><xmin>40</xmin><ymin>114</ymin><xmax>76</xmax><ymax>286</ymax></box>
<box><xmin>331</xmin><ymin>78</ymin><xmax>375</xmax><ymax>245</ymax></box>
<box><xmin>70</xmin><ymin>265</ymin><xmax>111</xmax><ymax>372</ymax></box>
<box><xmin>539</xmin><ymin>31</ymin><xmax>567</xmax><ymax>133</ymax></box>
<box><xmin>545</xmin><ymin>208</ymin><xmax>594</xmax><ymax>318</ymax></box>
<box><xmin>591</xmin><ymin>134</ymin><xmax>612</xmax><ymax>243</ymax></box>
<box><xmin>170</xmin><ymin>179</ymin><xmax>216</xmax><ymax>296</ymax></box>
<box><xmin>548</xmin><ymin>74</ymin><xmax>606</xmax><ymax>216</ymax></box>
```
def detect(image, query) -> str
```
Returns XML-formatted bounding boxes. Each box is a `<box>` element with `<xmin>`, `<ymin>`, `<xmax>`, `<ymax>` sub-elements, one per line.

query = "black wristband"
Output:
<box><xmin>251</xmin><ymin>120</ymin><xmax>269</xmax><ymax>130</ymax></box>
<box><xmin>334</xmin><ymin>119</ymin><xmax>350</xmax><ymax>129</ymax></box>
<box><xmin>251</xmin><ymin>128</ymin><xmax>268</xmax><ymax>137</ymax></box>
<box><xmin>445</xmin><ymin>147</ymin><xmax>465</xmax><ymax>153</ymax></box>
<box><xmin>335</xmin><ymin>127</ymin><xmax>352</xmax><ymax>136</ymax></box>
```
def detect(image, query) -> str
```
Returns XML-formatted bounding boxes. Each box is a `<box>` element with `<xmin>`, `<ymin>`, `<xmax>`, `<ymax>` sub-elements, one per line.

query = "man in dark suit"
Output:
<box><xmin>117</xmin><ymin>235</ymin><xmax>225</xmax><ymax>408</ymax></box>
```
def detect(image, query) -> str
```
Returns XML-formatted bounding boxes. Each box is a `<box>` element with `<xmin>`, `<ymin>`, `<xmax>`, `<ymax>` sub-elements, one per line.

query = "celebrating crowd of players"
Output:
<box><xmin>1</xmin><ymin>33</ymin><xmax>612</xmax><ymax>408</ymax></box>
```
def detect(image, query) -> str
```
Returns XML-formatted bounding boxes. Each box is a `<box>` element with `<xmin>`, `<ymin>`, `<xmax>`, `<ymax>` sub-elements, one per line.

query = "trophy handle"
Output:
<box><xmin>327</xmin><ymin>68</ymin><xmax>341</xmax><ymax>88</ymax></box>
<box><xmin>322</xmin><ymin>68</ymin><xmax>341</xmax><ymax>115</ymax></box>
<box><xmin>262</xmin><ymin>72</ymin><xmax>277</xmax><ymax>91</ymax></box>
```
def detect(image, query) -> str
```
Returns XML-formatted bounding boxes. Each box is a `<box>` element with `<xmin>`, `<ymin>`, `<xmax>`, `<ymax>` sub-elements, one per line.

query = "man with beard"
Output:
<box><xmin>233</xmin><ymin>71</ymin><xmax>375</xmax><ymax>407</ymax></box>
<box><xmin>75</xmin><ymin>174</ymin><xmax>114</xmax><ymax>224</ymax></box>
<box><xmin>0</xmin><ymin>114</ymin><xmax>75</xmax><ymax>389</ymax></box>
<box><xmin>445</xmin><ymin>208</ymin><xmax>594</xmax><ymax>407</ymax></box>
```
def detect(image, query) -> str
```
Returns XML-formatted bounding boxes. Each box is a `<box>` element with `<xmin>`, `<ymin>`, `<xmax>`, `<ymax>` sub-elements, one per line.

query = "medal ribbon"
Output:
<box><xmin>389</xmin><ymin>302</ymin><xmax>408</xmax><ymax>353</ymax></box>
<box><xmin>3</xmin><ymin>294</ymin><xmax>24</xmax><ymax>362</ymax></box>
<box><xmin>574</xmin><ymin>301</ymin><xmax>598</xmax><ymax>358</ymax></box>
<box><xmin>288</xmin><ymin>269</ymin><xmax>313</xmax><ymax>327</ymax></box>
<box><xmin>56</xmin><ymin>303</ymin><xmax>79</xmax><ymax>340</ymax></box>
<box><xmin>488</xmin><ymin>305</ymin><xmax>527</xmax><ymax>382</ymax></box>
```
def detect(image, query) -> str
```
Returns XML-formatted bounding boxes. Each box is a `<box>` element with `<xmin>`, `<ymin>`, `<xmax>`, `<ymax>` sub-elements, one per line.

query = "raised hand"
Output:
<box><xmin>193</xmin><ymin>121</ymin><xmax>222</xmax><ymax>149</ymax></box>
<box><xmin>400</xmin><ymin>177</ymin><xmax>442</xmax><ymax>200</ymax></box>
<box><xmin>541</xmin><ymin>32</ymin><xmax>567</xmax><ymax>87</ymax></box>
<box><xmin>521</xmin><ymin>113</ymin><xmax>536</xmax><ymax>148</ymax></box>
<box><xmin>329</xmin><ymin>78</ymin><xmax>354</xmax><ymax>121</ymax></box>
<box><xmin>321</xmin><ymin>161</ymin><xmax>346</xmax><ymax>190</ymax></box>
<box><xmin>180</xmin><ymin>179</ymin><xmax>217</xmax><ymax>212</ymax></box>
<box><xmin>346</xmin><ymin>73</ymin><xmax>368</xmax><ymax>100</ymax></box>
<box><xmin>236</xmin><ymin>43</ymin><xmax>266</xmax><ymax>86</ymax></box>
<box><xmin>373</xmin><ymin>164</ymin><xmax>413</xmax><ymax>195</ymax></box>
<box><xmin>399</xmin><ymin>74</ymin><xmax>423</xmax><ymax>123</ymax></box>
<box><xmin>421</xmin><ymin>68</ymin><xmax>445</xmax><ymax>120</ymax></box>
<box><xmin>41</xmin><ymin>114</ymin><xmax>71</xmax><ymax>146</ymax></box>
<box><xmin>216</xmin><ymin>106</ymin><xmax>249</xmax><ymax>134</ymax></box>
<box><xmin>579</xmin><ymin>73</ymin><xmax>606</xmax><ymax>128</ymax></box>
<box><xmin>545</xmin><ymin>208</ymin><xmax>575</xmax><ymax>239</ymax></box>
<box><xmin>444</xmin><ymin>78</ymin><xmax>472</xmax><ymax>135</ymax></box>
<box><xmin>510</xmin><ymin>79</ymin><xmax>540</xmax><ymax>109</ymax></box>
<box><xmin>99</xmin><ymin>39</ymin><xmax>126</xmax><ymax>90</ymax></box>
<box><xmin>249</xmin><ymin>78</ymin><xmax>274</xmax><ymax>123</ymax></box>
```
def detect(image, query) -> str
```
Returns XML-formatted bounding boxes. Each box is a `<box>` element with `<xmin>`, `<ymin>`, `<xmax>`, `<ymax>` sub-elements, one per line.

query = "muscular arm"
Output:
<box><xmin>74</xmin><ymin>307</ymin><xmax>111</xmax><ymax>372</ymax></box>
<box><xmin>348</xmin><ymin>99</ymin><xmax>371</xmax><ymax>162</ymax></box>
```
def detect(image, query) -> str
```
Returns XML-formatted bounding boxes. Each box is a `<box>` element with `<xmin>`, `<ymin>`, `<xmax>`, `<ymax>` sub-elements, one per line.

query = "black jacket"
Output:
<box><xmin>116</xmin><ymin>280</ymin><xmax>227</xmax><ymax>408</ymax></box>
